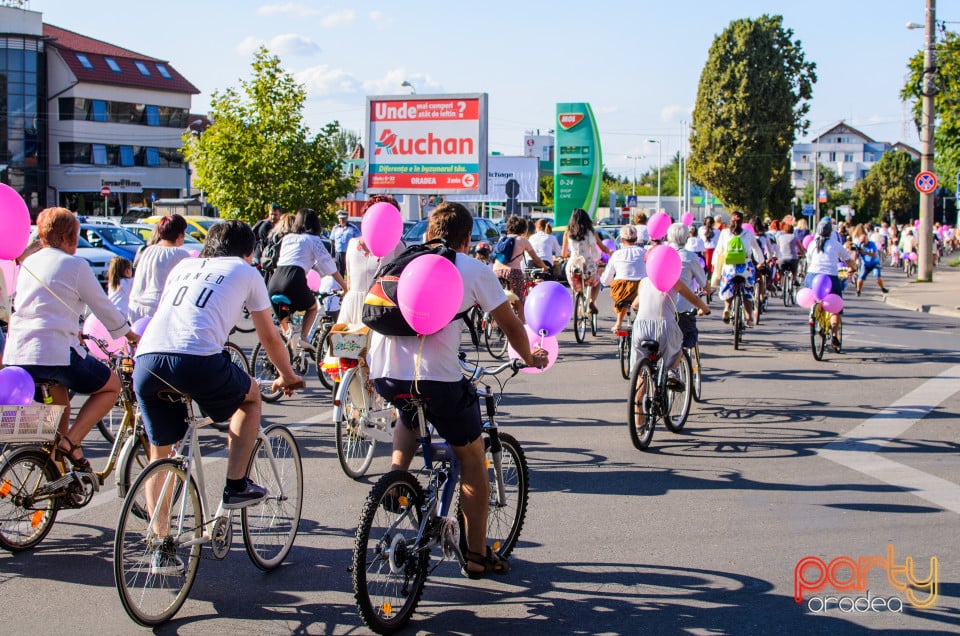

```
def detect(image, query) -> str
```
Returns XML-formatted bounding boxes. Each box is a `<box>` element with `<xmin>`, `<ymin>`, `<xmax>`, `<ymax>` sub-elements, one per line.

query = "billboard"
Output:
<box><xmin>524</xmin><ymin>134</ymin><xmax>554</xmax><ymax>171</ymax></box>
<box><xmin>365</xmin><ymin>93</ymin><xmax>488</xmax><ymax>195</ymax></box>
<box><xmin>552</xmin><ymin>103</ymin><xmax>602</xmax><ymax>227</ymax></box>
<box><xmin>447</xmin><ymin>156</ymin><xmax>539</xmax><ymax>203</ymax></box>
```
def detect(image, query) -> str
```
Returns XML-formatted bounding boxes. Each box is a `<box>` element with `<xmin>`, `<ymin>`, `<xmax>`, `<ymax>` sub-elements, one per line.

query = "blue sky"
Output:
<box><xmin>32</xmin><ymin>0</ymin><xmax>940</xmax><ymax>178</ymax></box>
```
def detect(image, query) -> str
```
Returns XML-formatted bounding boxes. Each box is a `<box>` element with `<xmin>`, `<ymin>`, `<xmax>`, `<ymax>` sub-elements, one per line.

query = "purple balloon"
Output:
<box><xmin>601</xmin><ymin>238</ymin><xmax>616</xmax><ymax>263</ymax></box>
<box><xmin>525</xmin><ymin>281</ymin><xmax>573</xmax><ymax>337</ymax></box>
<box><xmin>0</xmin><ymin>366</ymin><xmax>35</xmax><ymax>405</ymax></box>
<box><xmin>131</xmin><ymin>316</ymin><xmax>151</xmax><ymax>336</ymax></box>
<box><xmin>812</xmin><ymin>274</ymin><xmax>832</xmax><ymax>301</ymax></box>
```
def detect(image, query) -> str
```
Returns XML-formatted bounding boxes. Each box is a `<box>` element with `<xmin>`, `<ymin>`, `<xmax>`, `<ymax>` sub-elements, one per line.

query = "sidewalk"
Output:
<box><xmin>880</xmin><ymin>261</ymin><xmax>960</xmax><ymax>320</ymax></box>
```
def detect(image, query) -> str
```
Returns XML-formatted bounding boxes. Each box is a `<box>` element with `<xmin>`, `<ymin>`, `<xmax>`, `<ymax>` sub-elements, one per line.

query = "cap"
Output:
<box><xmin>336</xmin><ymin>210</ymin><xmax>349</xmax><ymax>218</ymax></box>
<box><xmin>619</xmin><ymin>225</ymin><xmax>638</xmax><ymax>241</ymax></box>
<box><xmin>269</xmin><ymin>203</ymin><xmax>280</xmax><ymax>209</ymax></box>
<box><xmin>685</xmin><ymin>237</ymin><xmax>705</xmax><ymax>252</ymax></box>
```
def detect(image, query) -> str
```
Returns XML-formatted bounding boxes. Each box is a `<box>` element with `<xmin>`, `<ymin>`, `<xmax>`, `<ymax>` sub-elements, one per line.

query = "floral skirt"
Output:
<box><xmin>719</xmin><ymin>262</ymin><xmax>755</xmax><ymax>301</ymax></box>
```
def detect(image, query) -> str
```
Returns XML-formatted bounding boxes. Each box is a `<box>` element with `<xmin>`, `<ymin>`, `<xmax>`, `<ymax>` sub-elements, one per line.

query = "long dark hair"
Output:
<box><xmin>567</xmin><ymin>208</ymin><xmax>594</xmax><ymax>241</ymax></box>
<box><xmin>292</xmin><ymin>208</ymin><xmax>321</xmax><ymax>235</ymax></box>
<box><xmin>200</xmin><ymin>220</ymin><xmax>255</xmax><ymax>258</ymax></box>
<box><xmin>729</xmin><ymin>212</ymin><xmax>744</xmax><ymax>236</ymax></box>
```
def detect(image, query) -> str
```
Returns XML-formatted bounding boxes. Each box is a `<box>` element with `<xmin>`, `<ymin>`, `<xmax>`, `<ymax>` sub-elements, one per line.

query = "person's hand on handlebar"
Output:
<box><xmin>272</xmin><ymin>372</ymin><xmax>306</xmax><ymax>396</ymax></box>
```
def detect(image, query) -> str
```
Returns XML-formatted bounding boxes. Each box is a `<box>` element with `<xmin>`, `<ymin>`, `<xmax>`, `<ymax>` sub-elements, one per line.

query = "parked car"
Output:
<box><xmin>141</xmin><ymin>215</ymin><xmax>222</xmax><ymax>241</ymax></box>
<box><xmin>79</xmin><ymin>223</ymin><xmax>145</xmax><ymax>261</ymax></box>
<box><xmin>123</xmin><ymin>223</ymin><xmax>202</xmax><ymax>246</ymax></box>
<box><xmin>401</xmin><ymin>216</ymin><xmax>499</xmax><ymax>249</ymax></box>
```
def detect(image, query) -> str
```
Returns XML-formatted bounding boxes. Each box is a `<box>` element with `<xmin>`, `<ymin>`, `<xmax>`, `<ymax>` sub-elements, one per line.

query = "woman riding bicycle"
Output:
<box><xmin>776</xmin><ymin>220</ymin><xmax>804</xmax><ymax>284</ymax></box>
<box><xmin>803</xmin><ymin>217</ymin><xmax>855</xmax><ymax>350</ymax></box>
<box><xmin>492</xmin><ymin>216</ymin><xmax>548</xmax><ymax>323</ymax></box>
<box><xmin>600</xmin><ymin>225</ymin><xmax>646</xmax><ymax>332</ymax></box>
<box><xmin>711</xmin><ymin>211</ymin><xmax>764</xmax><ymax>326</ymax></box>
<box><xmin>562</xmin><ymin>208</ymin><xmax>612</xmax><ymax>315</ymax></box>
<box><xmin>267</xmin><ymin>208</ymin><xmax>347</xmax><ymax>350</ymax></box>
<box><xmin>2</xmin><ymin>207</ymin><xmax>139</xmax><ymax>472</ymax></box>
<box><xmin>129</xmin><ymin>214</ymin><xmax>191</xmax><ymax>322</ymax></box>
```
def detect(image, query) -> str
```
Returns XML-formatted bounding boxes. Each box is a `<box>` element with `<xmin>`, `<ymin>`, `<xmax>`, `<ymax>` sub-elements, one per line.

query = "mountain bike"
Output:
<box><xmin>351</xmin><ymin>354</ymin><xmax>529</xmax><ymax>634</ymax></box>
<box><xmin>809</xmin><ymin>299</ymin><xmax>842</xmax><ymax>361</ymax></box>
<box><xmin>627</xmin><ymin>339</ymin><xmax>691</xmax><ymax>451</ymax></box>
<box><xmin>113</xmin><ymin>385</ymin><xmax>303</xmax><ymax>626</ymax></box>
<box><xmin>0</xmin><ymin>335</ymin><xmax>150</xmax><ymax>552</ymax></box>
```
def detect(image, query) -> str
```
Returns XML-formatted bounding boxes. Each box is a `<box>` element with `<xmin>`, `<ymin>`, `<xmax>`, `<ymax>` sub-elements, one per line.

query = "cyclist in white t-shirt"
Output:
<box><xmin>369</xmin><ymin>202</ymin><xmax>548</xmax><ymax>579</ymax></box>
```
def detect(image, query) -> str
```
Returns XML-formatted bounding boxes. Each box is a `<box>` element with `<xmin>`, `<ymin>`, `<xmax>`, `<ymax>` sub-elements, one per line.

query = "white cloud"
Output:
<box><xmin>361</xmin><ymin>69</ymin><xmax>441</xmax><ymax>96</ymax></box>
<box><xmin>320</xmin><ymin>9</ymin><xmax>356</xmax><ymax>28</ymax></box>
<box><xmin>237</xmin><ymin>36</ymin><xmax>266</xmax><ymax>56</ymax></box>
<box><xmin>296</xmin><ymin>65</ymin><xmax>361</xmax><ymax>96</ymax></box>
<box><xmin>257</xmin><ymin>3</ymin><xmax>322</xmax><ymax>17</ymax></box>
<box><xmin>271</xmin><ymin>33</ymin><xmax>322</xmax><ymax>56</ymax></box>
<box><xmin>660</xmin><ymin>104</ymin><xmax>692</xmax><ymax>122</ymax></box>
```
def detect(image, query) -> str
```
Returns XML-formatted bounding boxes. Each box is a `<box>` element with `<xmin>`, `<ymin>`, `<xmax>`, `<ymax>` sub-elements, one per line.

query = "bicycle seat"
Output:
<box><xmin>731</xmin><ymin>275</ymin><xmax>746</xmax><ymax>284</ymax></box>
<box><xmin>270</xmin><ymin>294</ymin><xmax>293</xmax><ymax>306</ymax></box>
<box><xmin>639</xmin><ymin>339</ymin><xmax>660</xmax><ymax>355</ymax></box>
<box><xmin>615</xmin><ymin>300</ymin><xmax>633</xmax><ymax>311</ymax></box>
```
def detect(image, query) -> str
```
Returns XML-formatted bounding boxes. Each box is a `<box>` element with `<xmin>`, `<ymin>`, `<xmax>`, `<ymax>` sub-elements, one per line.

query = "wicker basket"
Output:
<box><xmin>0</xmin><ymin>405</ymin><xmax>65</xmax><ymax>443</ymax></box>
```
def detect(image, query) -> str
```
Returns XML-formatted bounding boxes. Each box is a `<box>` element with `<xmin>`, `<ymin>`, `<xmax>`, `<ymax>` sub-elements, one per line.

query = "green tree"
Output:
<box><xmin>183</xmin><ymin>47</ymin><xmax>355</xmax><ymax>225</ymax></box>
<box><xmin>853</xmin><ymin>150</ymin><xmax>920</xmax><ymax>223</ymax></box>
<box><xmin>902</xmin><ymin>30</ymin><xmax>960</xmax><ymax>191</ymax></box>
<box><xmin>688</xmin><ymin>14</ymin><xmax>816</xmax><ymax>217</ymax></box>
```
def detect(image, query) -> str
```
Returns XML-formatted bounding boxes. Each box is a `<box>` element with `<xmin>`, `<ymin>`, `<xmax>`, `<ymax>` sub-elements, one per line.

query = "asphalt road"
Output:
<box><xmin>2</xmin><ymin>271</ymin><xmax>959</xmax><ymax>635</ymax></box>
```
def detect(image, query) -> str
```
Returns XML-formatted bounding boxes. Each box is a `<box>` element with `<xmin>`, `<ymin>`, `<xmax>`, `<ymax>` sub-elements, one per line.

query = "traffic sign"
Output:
<box><xmin>802</xmin><ymin>204</ymin><xmax>815</xmax><ymax>216</ymax></box>
<box><xmin>627</xmin><ymin>195</ymin><xmax>637</xmax><ymax>207</ymax></box>
<box><xmin>100</xmin><ymin>185</ymin><xmax>111</xmax><ymax>197</ymax></box>
<box><xmin>915</xmin><ymin>171</ymin><xmax>937</xmax><ymax>194</ymax></box>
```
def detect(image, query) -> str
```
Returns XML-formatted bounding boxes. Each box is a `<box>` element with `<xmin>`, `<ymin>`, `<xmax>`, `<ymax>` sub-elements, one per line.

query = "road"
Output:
<box><xmin>2</xmin><ymin>266</ymin><xmax>959</xmax><ymax>635</ymax></box>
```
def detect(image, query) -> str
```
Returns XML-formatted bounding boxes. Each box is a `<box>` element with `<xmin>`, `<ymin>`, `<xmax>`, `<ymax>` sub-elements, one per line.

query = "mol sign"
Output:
<box><xmin>366</xmin><ymin>93</ymin><xmax>488</xmax><ymax>195</ymax></box>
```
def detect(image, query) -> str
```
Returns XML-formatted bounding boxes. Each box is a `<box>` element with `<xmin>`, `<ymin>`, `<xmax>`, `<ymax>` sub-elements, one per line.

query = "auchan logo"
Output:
<box><xmin>374</xmin><ymin>128</ymin><xmax>474</xmax><ymax>156</ymax></box>
<box><xmin>558</xmin><ymin>113</ymin><xmax>584</xmax><ymax>130</ymax></box>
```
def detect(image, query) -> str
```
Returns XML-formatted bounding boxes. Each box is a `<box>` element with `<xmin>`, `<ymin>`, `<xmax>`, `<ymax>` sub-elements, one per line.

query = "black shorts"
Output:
<box><xmin>267</xmin><ymin>265</ymin><xmax>316</xmax><ymax>313</ymax></box>
<box><xmin>16</xmin><ymin>348</ymin><xmax>112</xmax><ymax>398</ymax></box>
<box><xmin>374</xmin><ymin>377</ymin><xmax>481</xmax><ymax>447</ymax></box>
<box><xmin>677</xmin><ymin>311</ymin><xmax>698</xmax><ymax>349</ymax></box>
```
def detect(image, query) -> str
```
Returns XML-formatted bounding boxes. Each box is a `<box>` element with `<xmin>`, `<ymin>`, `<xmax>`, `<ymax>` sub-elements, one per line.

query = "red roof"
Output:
<box><xmin>43</xmin><ymin>23</ymin><xmax>200</xmax><ymax>95</ymax></box>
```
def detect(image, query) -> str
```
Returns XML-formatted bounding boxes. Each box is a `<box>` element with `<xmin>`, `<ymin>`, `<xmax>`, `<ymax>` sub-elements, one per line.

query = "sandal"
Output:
<box><xmin>462</xmin><ymin>545</ymin><xmax>510</xmax><ymax>579</ymax></box>
<box><xmin>55</xmin><ymin>436</ymin><xmax>93</xmax><ymax>473</ymax></box>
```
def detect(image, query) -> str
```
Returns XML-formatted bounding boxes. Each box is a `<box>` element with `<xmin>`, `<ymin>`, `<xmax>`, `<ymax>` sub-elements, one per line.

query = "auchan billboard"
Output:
<box><xmin>366</xmin><ymin>93</ymin><xmax>488</xmax><ymax>195</ymax></box>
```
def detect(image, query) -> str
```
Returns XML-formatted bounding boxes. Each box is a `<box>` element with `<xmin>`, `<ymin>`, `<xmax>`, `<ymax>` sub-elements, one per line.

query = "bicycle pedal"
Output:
<box><xmin>440</xmin><ymin>516</ymin><xmax>461</xmax><ymax>559</ymax></box>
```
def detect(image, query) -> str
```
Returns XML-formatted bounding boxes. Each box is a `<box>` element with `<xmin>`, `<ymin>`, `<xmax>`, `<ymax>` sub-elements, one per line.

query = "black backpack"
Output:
<box><xmin>259</xmin><ymin>234</ymin><xmax>282</xmax><ymax>275</ymax></box>
<box><xmin>362</xmin><ymin>239</ymin><xmax>469</xmax><ymax>337</ymax></box>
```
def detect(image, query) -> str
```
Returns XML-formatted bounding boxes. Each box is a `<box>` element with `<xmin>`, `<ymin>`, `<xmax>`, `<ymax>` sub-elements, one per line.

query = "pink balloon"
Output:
<box><xmin>681</xmin><ymin>212</ymin><xmax>694</xmax><ymax>227</ymax></box>
<box><xmin>82</xmin><ymin>313</ymin><xmax>125</xmax><ymax>360</ymax></box>
<box><xmin>306</xmin><ymin>269</ymin><xmax>322</xmax><ymax>292</ymax></box>
<box><xmin>646</xmin><ymin>244</ymin><xmax>681</xmax><ymax>292</ymax></box>
<box><xmin>802</xmin><ymin>234</ymin><xmax>815</xmax><ymax>250</ymax></box>
<box><xmin>397</xmin><ymin>254</ymin><xmax>464</xmax><ymax>335</ymax></box>
<box><xmin>131</xmin><ymin>316</ymin><xmax>151</xmax><ymax>336</ymax></box>
<box><xmin>0</xmin><ymin>260</ymin><xmax>17</xmax><ymax>293</ymax></box>
<box><xmin>796</xmin><ymin>287</ymin><xmax>816</xmax><ymax>308</ymax></box>
<box><xmin>0</xmin><ymin>184</ymin><xmax>31</xmax><ymax>261</ymax></box>
<box><xmin>821</xmin><ymin>293</ymin><xmax>844</xmax><ymax>314</ymax></box>
<box><xmin>648</xmin><ymin>212</ymin><xmax>671</xmax><ymax>240</ymax></box>
<box><xmin>507</xmin><ymin>325</ymin><xmax>559</xmax><ymax>374</ymax></box>
<box><xmin>361</xmin><ymin>202</ymin><xmax>403</xmax><ymax>257</ymax></box>
<box><xmin>743</xmin><ymin>223</ymin><xmax>755</xmax><ymax>234</ymax></box>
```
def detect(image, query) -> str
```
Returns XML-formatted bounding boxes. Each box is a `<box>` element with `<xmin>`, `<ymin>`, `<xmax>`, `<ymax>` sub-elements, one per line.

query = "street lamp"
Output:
<box><xmin>648</xmin><ymin>138</ymin><xmax>662</xmax><ymax>214</ymax></box>
<box><xmin>625</xmin><ymin>154</ymin><xmax>643</xmax><ymax>198</ymax></box>
<box><xmin>401</xmin><ymin>80</ymin><xmax>416</xmax><ymax>94</ymax></box>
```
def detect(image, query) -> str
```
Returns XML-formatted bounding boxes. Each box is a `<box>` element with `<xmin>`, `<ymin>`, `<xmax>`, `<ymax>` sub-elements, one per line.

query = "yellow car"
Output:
<box><xmin>141</xmin><ymin>215</ymin><xmax>222</xmax><ymax>241</ymax></box>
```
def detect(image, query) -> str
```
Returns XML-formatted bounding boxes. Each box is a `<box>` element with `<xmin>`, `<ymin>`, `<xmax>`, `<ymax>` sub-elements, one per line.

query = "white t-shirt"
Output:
<box><xmin>129</xmin><ymin>245</ymin><xmax>192</xmax><ymax>322</ymax></box>
<box><xmin>109</xmin><ymin>277</ymin><xmax>133</xmax><ymax>319</ymax></box>
<box><xmin>635</xmin><ymin>224</ymin><xmax>650</xmax><ymax>244</ymax></box>
<box><xmin>528</xmin><ymin>231</ymin><xmax>562</xmax><ymax>264</ymax></box>
<box><xmin>137</xmin><ymin>257</ymin><xmax>271</xmax><ymax>357</ymax></box>
<box><xmin>805</xmin><ymin>238</ymin><xmax>852</xmax><ymax>276</ymax></box>
<box><xmin>600</xmin><ymin>246</ymin><xmax>646</xmax><ymax>285</ymax></box>
<box><xmin>698</xmin><ymin>225</ymin><xmax>718</xmax><ymax>249</ymax></box>
<box><xmin>318</xmin><ymin>275</ymin><xmax>342</xmax><ymax>313</ymax></box>
<box><xmin>277</xmin><ymin>233</ymin><xmax>337</xmax><ymax>276</ymax></box>
<box><xmin>368</xmin><ymin>253</ymin><xmax>507</xmax><ymax>382</ymax></box>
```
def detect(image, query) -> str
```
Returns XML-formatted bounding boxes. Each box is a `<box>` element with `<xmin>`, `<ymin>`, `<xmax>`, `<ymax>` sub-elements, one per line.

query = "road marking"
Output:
<box><xmin>818</xmin><ymin>364</ymin><xmax>960</xmax><ymax>514</ymax></box>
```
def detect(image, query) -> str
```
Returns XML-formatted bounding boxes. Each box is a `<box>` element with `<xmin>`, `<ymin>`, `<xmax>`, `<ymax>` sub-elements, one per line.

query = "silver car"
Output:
<box><xmin>76</xmin><ymin>236</ymin><xmax>115</xmax><ymax>285</ymax></box>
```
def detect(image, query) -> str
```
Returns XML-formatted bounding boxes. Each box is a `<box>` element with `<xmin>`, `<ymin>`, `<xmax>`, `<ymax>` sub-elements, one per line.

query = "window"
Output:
<box><xmin>828</xmin><ymin>151</ymin><xmax>836</xmax><ymax>162</ymax></box>
<box><xmin>844</xmin><ymin>153</ymin><xmax>854</xmax><ymax>162</ymax></box>
<box><xmin>105</xmin><ymin>57</ymin><xmax>121</xmax><ymax>73</ymax></box>
<box><xmin>145</xmin><ymin>105</ymin><xmax>160</xmax><ymax>126</ymax></box>
<box><xmin>92</xmin><ymin>144</ymin><xmax>107</xmax><ymax>165</ymax></box>
<box><xmin>59</xmin><ymin>142</ymin><xmax>92</xmax><ymax>164</ymax></box>
<box><xmin>91</xmin><ymin>100</ymin><xmax>108</xmax><ymax>122</ymax></box>
<box><xmin>134</xmin><ymin>61</ymin><xmax>151</xmax><ymax>76</ymax></box>
<box><xmin>75</xmin><ymin>53</ymin><xmax>94</xmax><ymax>70</ymax></box>
<box><xmin>145</xmin><ymin>147</ymin><xmax>160</xmax><ymax>167</ymax></box>
<box><xmin>865</xmin><ymin>153</ymin><xmax>874</xmax><ymax>162</ymax></box>
<box><xmin>119</xmin><ymin>146</ymin><xmax>135</xmax><ymax>166</ymax></box>
<box><xmin>155</xmin><ymin>63</ymin><xmax>172</xmax><ymax>79</ymax></box>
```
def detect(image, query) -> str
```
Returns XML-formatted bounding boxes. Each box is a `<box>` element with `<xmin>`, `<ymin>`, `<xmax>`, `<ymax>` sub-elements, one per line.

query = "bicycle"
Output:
<box><xmin>809</xmin><ymin>298</ymin><xmax>842</xmax><ymax>361</ymax></box>
<box><xmin>627</xmin><ymin>339</ymin><xmax>692</xmax><ymax>451</ymax></box>
<box><xmin>570</xmin><ymin>266</ymin><xmax>597</xmax><ymax>343</ymax></box>
<box><xmin>251</xmin><ymin>290</ymin><xmax>340</xmax><ymax>401</ymax></box>
<box><xmin>113</xmin><ymin>385</ymin><xmax>303</xmax><ymax>626</ymax></box>
<box><xmin>351</xmin><ymin>354</ymin><xmax>529</xmax><ymax>634</ymax></box>
<box><xmin>679</xmin><ymin>310</ymin><xmax>704</xmax><ymax>403</ymax></box>
<box><xmin>614</xmin><ymin>301</ymin><xmax>634</xmax><ymax>380</ymax></box>
<box><xmin>0</xmin><ymin>335</ymin><xmax>150</xmax><ymax>552</ymax></box>
<box><xmin>729</xmin><ymin>274</ymin><xmax>750</xmax><ymax>350</ymax></box>
<box><xmin>782</xmin><ymin>264</ymin><xmax>798</xmax><ymax>307</ymax></box>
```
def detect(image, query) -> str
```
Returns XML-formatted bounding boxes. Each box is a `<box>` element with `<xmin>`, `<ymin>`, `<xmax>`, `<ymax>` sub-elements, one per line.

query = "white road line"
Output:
<box><xmin>818</xmin><ymin>364</ymin><xmax>960</xmax><ymax>514</ymax></box>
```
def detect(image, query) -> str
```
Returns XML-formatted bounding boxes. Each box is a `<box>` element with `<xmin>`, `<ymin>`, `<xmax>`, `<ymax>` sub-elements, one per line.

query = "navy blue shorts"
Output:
<box><xmin>374</xmin><ymin>377</ymin><xmax>481</xmax><ymax>447</ymax></box>
<box><xmin>134</xmin><ymin>351</ymin><xmax>251</xmax><ymax>446</ymax></box>
<box><xmin>15</xmin><ymin>348</ymin><xmax>112</xmax><ymax>398</ymax></box>
<box><xmin>677</xmin><ymin>311</ymin><xmax>699</xmax><ymax>349</ymax></box>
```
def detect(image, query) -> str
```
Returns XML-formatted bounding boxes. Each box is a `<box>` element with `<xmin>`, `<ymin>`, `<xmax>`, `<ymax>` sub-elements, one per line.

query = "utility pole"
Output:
<box><xmin>918</xmin><ymin>0</ymin><xmax>937</xmax><ymax>281</ymax></box>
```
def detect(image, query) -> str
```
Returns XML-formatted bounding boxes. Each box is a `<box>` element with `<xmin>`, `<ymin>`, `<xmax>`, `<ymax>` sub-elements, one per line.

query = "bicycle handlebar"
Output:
<box><xmin>457</xmin><ymin>351</ymin><xmax>525</xmax><ymax>382</ymax></box>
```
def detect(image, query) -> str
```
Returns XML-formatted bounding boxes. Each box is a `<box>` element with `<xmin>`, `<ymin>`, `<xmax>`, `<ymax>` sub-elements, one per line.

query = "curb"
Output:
<box><xmin>882</xmin><ymin>294</ymin><xmax>960</xmax><ymax>320</ymax></box>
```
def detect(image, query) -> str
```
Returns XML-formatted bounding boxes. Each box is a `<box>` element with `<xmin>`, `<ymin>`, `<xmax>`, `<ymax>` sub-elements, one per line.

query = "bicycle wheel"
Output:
<box><xmin>480</xmin><ymin>432</ymin><xmax>529</xmax><ymax>558</ymax></box>
<box><xmin>810</xmin><ymin>305</ymin><xmax>827</xmax><ymax>361</ymax></box>
<box><xmin>618</xmin><ymin>334</ymin><xmax>631</xmax><ymax>380</ymax></box>
<box><xmin>689</xmin><ymin>343</ymin><xmax>703</xmax><ymax>403</ymax></box>
<box><xmin>352</xmin><ymin>470</ymin><xmax>428</xmax><ymax>635</ymax></box>
<box><xmin>573</xmin><ymin>292</ymin><xmax>588</xmax><ymax>343</ymax></box>
<box><xmin>114</xmin><ymin>459</ymin><xmax>201</xmax><ymax>627</ymax></box>
<box><xmin>732</xmin><ymin>291</ymin><xmax>743</xmax><ymax>350</ymax></box>
<box><xmin>242</xmin><ymin>424</ymin><xmax>303</xmax><ymax>570</ymax></box>
<box><xmin>753</xmin><ymin>281</ymin><xmax>763</xmax><ymax>326</ymax></box>
<box><xmin>834</xmin><ymin>315</ymin><xmax>843</xmax><ymax>353</ymax></box>
<box><xmin>782</xmin><ymin>275</ymin><xmax>793</xmax><ymax>307</ymax></box>
<box><xmin>0</xmin><ymin>448</ymin><xmax>61</xmax><ymax>552</ymax></box>
<box><xmin>251</xmin><ymin>342</ymin><xmax>287</xmax><ymax>403</ymax></box>
<box><xmin>120</xmin><ymin>426</ymin><xmax>151</xmax><ymax>497</ymax></box>
<box><xmin>664</xmin><ymin>352</ymin><xmax>693</xmax><ymax>433</ymax></box>
<box><xmin>335</xmin><ymin>366</ymin><xmax>377</xmax><ymax>479</ymax></box>
<box><xmin>312</xmin><ymin>325</ymin><xmax>334</xmax><ymax>391</ymax></box>
<box><xmin>590</xmin><ymin>305</ymin><xmax>598</xmax><ymax>337</ymax></box>
<box><xmin>483</xmin><ymin>314</ymin><xmax>508</xmax><ymax>359</ymax></box>
<box><xmin>223</xmin><ymin>341</ymin><xmax>250</xmax><ymax>374</ymax></box>
<box><xmin>97</xmin><ymin>398</ymin><xmax>124</xmax><ymax>444</ymax></box>
<box><xmin>627</xmin><ymin>359</ymin><xmax>656</xmax><ymax>450</ymax></box>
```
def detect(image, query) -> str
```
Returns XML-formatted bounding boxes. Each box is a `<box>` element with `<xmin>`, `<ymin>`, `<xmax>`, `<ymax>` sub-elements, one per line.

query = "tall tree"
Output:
<box><xmin>183</xmin><ymin>47</ymin><xmax>355</xmax><ymax>225</ymax></box>
<box><xmin>688</xmin><ymin>15</ymin><xmax>816</xmax><ymax>217</ymax></box>
<box><xmin>902</xmin><ymin>29</ymin><xmax>960</xmax><ymax>192</ymax></box>
<box><xmin>853</xmin><ymin>150</ymin><xmax>920</xmax><ymax>222</ymax></box>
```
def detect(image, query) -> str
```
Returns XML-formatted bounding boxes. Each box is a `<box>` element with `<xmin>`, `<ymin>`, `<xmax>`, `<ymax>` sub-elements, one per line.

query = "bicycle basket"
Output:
<box><xmin>0</xmin><ymin>405</ymin><xmax>65</xmax><ymax>443</ymax></box>
<box><xmin>328</xmin><ymin>323</ymin><xmax>370</xmax><ymax>359</ymax></box>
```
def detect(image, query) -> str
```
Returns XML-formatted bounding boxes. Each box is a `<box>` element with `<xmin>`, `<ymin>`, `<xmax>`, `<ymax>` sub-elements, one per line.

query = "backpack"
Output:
<box><xmin>259</xmin><ymin>235</ymin><xmax>282</xmax><ymax>274</ymax></box>
<box><xmin>725</xmin><ymin>234</ymin><xmax>747</xmax><ymax>265</ymax></box>
<box><xmin>362</xmin><ymin>239</ymin><xmax>469</xmax><ymax>336</ymax></box>
<box><xmin>492</xmin><ymin>236</ymin><xmax>517</xmax><ymax>264</ymax></box>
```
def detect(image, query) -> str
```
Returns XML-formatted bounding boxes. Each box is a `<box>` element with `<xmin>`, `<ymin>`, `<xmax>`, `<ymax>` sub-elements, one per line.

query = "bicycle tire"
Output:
<box><xmin>251</xmin><ymin>342</ymin><xmax>287</xmax><ymax>403</ymax></box>
<box><xmin>480</xmin><ymin>432</ymin><xmax>529</xmax><ymax>558</ymax></box>
<box><xmin>782</xmin><ymin>275</ymin><xmax>792</xmax><ymax>307</ymax></box>
<box><xmin>689</xmin><ymin>343</ymin><xmax>703</xmax><ymax>403</ymax></box>
<box><xmin>242</xmin><ymin>424</ymin><xmax>303</xmax><ymax>570</ymax></box>
<box><xmin>834</xmin><ymin>315</ymin><xmax>843</xmax><ymax>353</ymax></box>
<box><xmin>573</xmin><ymin>292</ymin><xmax>588</xmax><ymax>343</ymax></box>
<box><xmin>96</xmin><ymin>398</ymin><xmax>124</xmax><ymax>444</ymax></box>
<box><xmin>732</xmin><ymin>291</ymin><xmax>743</xmax><ymax>350</ymax></box>
<box><xmin>119</xmin><ymin>427</ymin><xmax>151</xmax><ymax>516</ymax></box>
<box><xmin>590</xmin><ymin>307</ymin><xmax>598</xmax><ymax>337</ymax></box>
<box><xmin>352</xmin><ymin>470</ymin><xmax>428</xmax><ymax>635</ymax></box>
<box><xmin>335</xmin><ymin>366</ymin><xmax>377</xmax><ymax>479</ymax></box>
<box><xmin>483</xmin><ymin>315</ymin><xmax>508</xmax><ymax>359</ymax></box>
<box><xmin>114</xmin><ymin>459</ymin><xmax>201</xmax><ymax>627</ymax></box>
<box><xmin>627</xmin><ymin>359</ymin><xmax>656</xmax><ymax>450</ymax></box>
<box><xmin>211</xmin><ymin>342</ymin><xmax>253</xmax><ymax>431</ymax></box>
<box><xmin>0</xmin><ymin>447</ymin><xmax>61</xmax><ymax>552</ymax></box>
<box><xmin>810</xmin><ymin>305</ymin><xmax>827</xmax><ymax>361</ymax></box>
<box><xmin>618</xmin><ymin>334</ymin><xmax>631</xmax><ymax>380</ymax></box>
<box><xmin>664</xmin><ymin>352</ymin><xmax>693</xmax><ymax>433</ymax></box>
<box><xmin>312</xmin><ymin>325</ymin><xmax>334</xmax><ymax>391</ymax></box>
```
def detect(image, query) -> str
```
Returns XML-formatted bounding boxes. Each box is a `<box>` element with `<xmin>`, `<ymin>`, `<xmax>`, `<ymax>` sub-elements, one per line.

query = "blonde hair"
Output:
<box><xmin>108</xmin><ymin>256</ymin><xmax>133</xmax><ymax>291</ymax></box>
